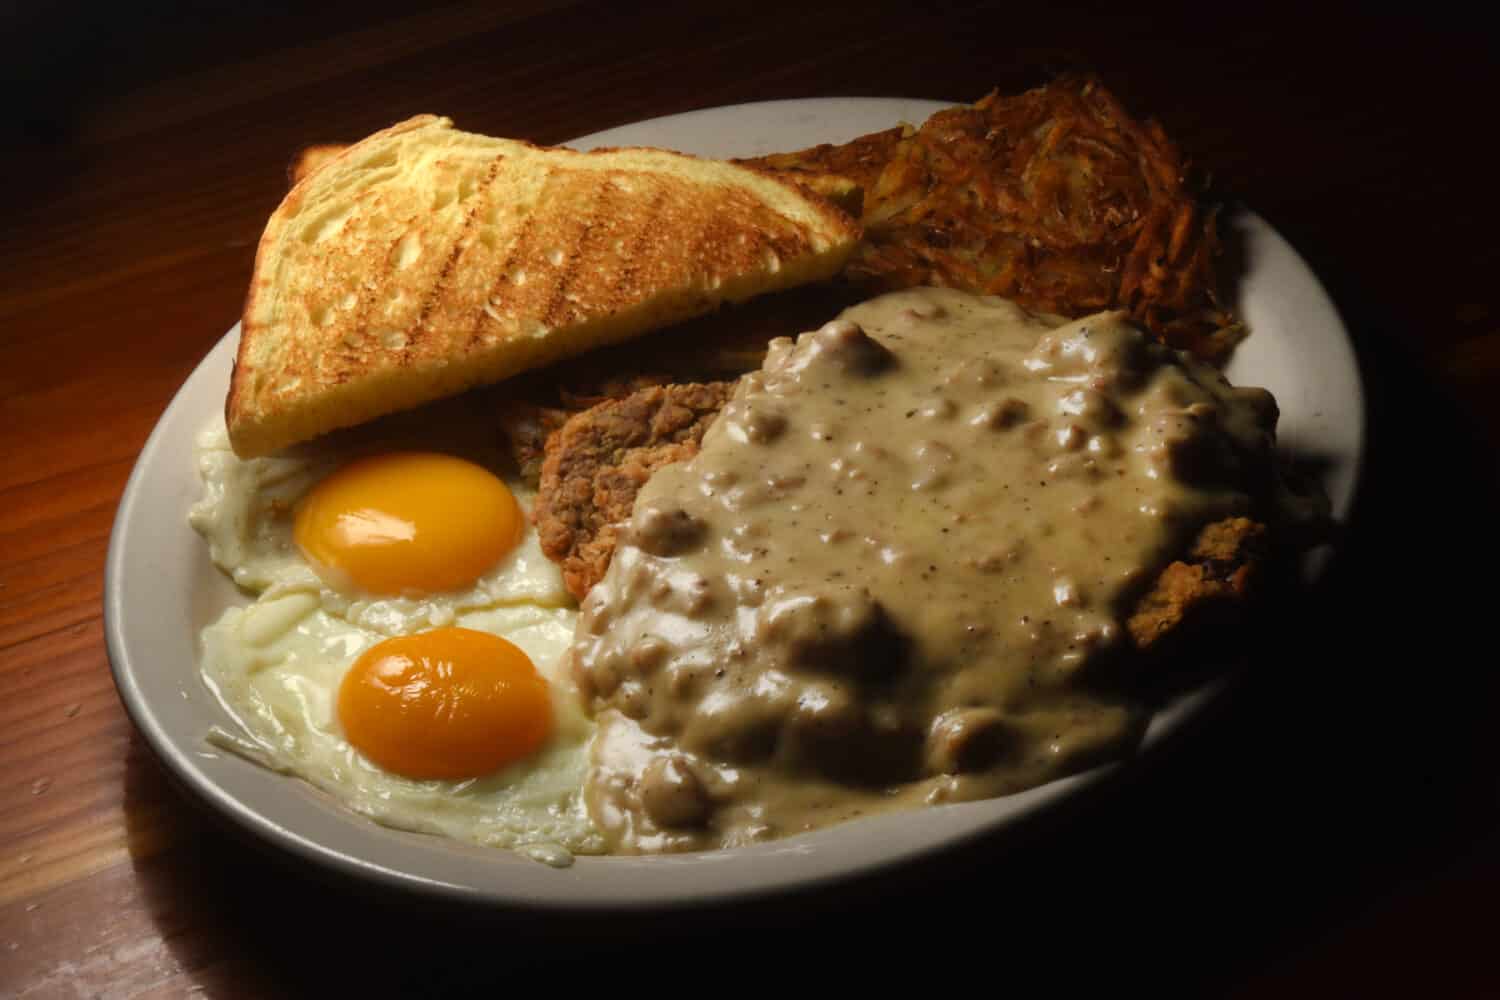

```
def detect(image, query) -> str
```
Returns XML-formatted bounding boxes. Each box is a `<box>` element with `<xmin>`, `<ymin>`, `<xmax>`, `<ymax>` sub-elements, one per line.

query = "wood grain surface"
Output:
<box><xmin>2</xmin><ymin>1</ymin><xmax>1496</xmax><ymax>995</ymax></box>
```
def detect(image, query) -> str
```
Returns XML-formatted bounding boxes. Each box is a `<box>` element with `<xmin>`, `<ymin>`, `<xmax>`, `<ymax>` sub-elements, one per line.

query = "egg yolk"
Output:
<box><xmin>294</xmin><ymin>452</ymin><xmax>521</xmax><ymax>597</ymax></box>
<box><xmin>338</xmin><ymin>627</ymin><xmax>554</xmax><ymax>780</ymax></box>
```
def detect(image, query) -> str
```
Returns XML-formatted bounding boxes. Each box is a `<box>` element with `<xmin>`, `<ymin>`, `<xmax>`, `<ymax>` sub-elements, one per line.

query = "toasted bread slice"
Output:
<box><xmin>229</xmin><ymin>115</ymin><xmax>860</xmax><ymax>458</ymax></box>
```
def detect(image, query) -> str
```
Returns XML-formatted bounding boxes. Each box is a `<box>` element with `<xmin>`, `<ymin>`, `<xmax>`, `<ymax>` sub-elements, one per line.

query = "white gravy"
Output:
<box><xmin>568</xmin><ymin>288</ymin><xmax>1279</xmax><ymax>853</ymax></box>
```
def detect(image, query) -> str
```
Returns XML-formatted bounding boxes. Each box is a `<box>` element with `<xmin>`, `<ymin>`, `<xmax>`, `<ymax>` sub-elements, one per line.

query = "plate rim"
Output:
<box><xmin>104</xmin><ymin>96</ymin><xmax>1364</xmax><ymax>909</ymax></box>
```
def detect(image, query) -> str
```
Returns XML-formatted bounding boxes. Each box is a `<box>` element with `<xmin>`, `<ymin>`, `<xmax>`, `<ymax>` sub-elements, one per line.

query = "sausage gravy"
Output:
<box><xmin>568</xmin><ymin>288</ymin><xmax>1280</xmax><ymax>852</ymax></box>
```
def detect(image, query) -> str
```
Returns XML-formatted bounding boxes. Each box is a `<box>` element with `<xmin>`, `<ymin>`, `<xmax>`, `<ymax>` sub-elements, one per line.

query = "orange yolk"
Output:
<box><xmin>293</xmin><ymin>452</ymin><xmax>521</xmax><ymax>597</ymax></box>
<box><xmin>338</xmin><ymin>627</ymin><xmax>554</xmax><ymax>780</ymax></box>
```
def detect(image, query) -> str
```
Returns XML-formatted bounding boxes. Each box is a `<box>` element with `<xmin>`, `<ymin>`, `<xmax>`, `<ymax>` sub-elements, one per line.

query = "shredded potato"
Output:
<box><xmin>742</xmin><ymin>75</ymin><xmax>1240</xmax><ymax>362</ymax></box>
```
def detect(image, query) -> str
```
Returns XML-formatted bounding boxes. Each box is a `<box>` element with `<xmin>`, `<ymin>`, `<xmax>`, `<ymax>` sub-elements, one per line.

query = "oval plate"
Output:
<box><xmin>105</xmin><ymin>98</ymin><xmax>1364</xmax><ymax>908</ymax></box>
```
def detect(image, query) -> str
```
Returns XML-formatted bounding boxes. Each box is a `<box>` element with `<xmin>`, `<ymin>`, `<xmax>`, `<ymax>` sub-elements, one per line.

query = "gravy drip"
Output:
<box><xmin>569</xmin><ymin>288</ymin><xmax>1278</xmax><ymax>853</ymax></box>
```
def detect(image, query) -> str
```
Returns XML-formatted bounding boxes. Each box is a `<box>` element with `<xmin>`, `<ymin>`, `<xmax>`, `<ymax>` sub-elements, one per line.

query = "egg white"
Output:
<box><xmin>189</xmin><ymin>403</ymin><xmax>602</xmax><ymax>858</ymax></box>
<box><xmin>200</xmin><ymin>594</ymin><xmax>601</xmax><ymax>854</ymax></box>
<box><xmin>189</xmin><ymin>409</ymin><xmax>572</xmax><ymax>635</ymax></box>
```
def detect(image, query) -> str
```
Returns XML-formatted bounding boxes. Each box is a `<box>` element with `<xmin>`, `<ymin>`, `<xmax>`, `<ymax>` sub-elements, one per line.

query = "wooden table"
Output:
<box><xmin>3</xmin><ymin>2</ymin><xmax>1496</xmax><ymax>995</ymax></box>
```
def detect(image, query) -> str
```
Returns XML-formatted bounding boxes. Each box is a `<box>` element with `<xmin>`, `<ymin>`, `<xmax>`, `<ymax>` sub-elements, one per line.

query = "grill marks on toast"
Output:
<box><xmin>539</xmin><ymin>168</ymin><xmax>612</xmax><ymax>331</ymax></box>
<box><xmin>701</xmin><ymin>189</ymin><xmax>782</xmax><ymax>279</ymax></box>
<box><xmin>344</xmin><ymin>226</ymin><xmax>411</xmax><ymax>378</ymax></box>
<box><xmin>411</xmin><ymin>152</ymin><xmax>508</xmax><ymax>363</ymax></box>
<box><xmin>610</xmin><ymin>187</ymin><xmax>671</xmax><ymax>311</ymax></box>
<box><xmin>476</xmin><ymin>163</ymin><xmax>603</xmax><ymax>341</ymax></box>
<box><xmin>321</xmin><ymin>193</ymin><xmax>413</xmax><ymax>388</ymax></box>
<box><xmin>473</xmin><ymin>168</ymin><xmax>543</xmax><ymax>347</ymax></box>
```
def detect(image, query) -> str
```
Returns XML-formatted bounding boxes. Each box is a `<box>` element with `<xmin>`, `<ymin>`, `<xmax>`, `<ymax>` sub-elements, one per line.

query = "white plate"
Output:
<box><xmin>104</xmin><ymin>98</ymin><xmax>1363</xmax><ymax>908</ymax></box>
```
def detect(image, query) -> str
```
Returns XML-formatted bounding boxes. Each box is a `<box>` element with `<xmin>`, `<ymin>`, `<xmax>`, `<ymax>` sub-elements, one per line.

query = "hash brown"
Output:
<box><xmin>742</xmin><ymin>74</ymin><xmax>1237</xmax><ymax>361</ymax></box>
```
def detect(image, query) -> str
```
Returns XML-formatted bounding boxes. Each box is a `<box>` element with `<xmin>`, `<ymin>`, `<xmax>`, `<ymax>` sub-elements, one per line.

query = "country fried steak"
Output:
<box><xmin>533</xmin><ymin>381</ymin><xmax>735</xmax><ymax>600</ymax></box>
<box><xmin>498</xmin><ymin>373</ymin><xmax>676</xmax><ymax>484</ymax></box>
<box><xmin>1127</xmin><ymin>516</ymin><xmax>1269</xmax><ymax>648</ymax></box>
<box><xmin>529</xmin><ymin>390</ymin><xmax>1284</xmax><ymax>653</ymax></box>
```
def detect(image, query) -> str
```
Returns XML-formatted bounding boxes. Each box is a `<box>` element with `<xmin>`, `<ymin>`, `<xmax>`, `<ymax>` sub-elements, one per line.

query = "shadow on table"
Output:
<box><xmin>121</xmin><ymin>306</ymin><xmax>1499</xmax><ymax>997</ymax></box>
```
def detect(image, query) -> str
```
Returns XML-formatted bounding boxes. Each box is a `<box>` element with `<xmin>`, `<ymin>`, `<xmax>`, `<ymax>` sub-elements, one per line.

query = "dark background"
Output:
<box><xmin>1</xmin><ymin>2</ymin><xmax>1496</xmax><ymax>995</ymax></box>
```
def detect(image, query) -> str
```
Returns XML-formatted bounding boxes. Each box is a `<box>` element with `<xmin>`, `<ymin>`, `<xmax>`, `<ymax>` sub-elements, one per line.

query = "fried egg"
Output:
<box><xmin>191</xmin><ymin>406</ymin><xmax>567</xmax><ymax>635</ymax></box>
<box><xmin>189</xmin><ymin>401</ymin><xmax>601</xmax><ymax>860</ymax></box>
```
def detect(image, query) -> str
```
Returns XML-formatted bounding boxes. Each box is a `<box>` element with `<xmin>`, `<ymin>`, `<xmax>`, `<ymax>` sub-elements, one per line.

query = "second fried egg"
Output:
<box><xmin>200</xmin><ymin>596</ymin><xmax>600</xmax><ymax>856</ymax></box>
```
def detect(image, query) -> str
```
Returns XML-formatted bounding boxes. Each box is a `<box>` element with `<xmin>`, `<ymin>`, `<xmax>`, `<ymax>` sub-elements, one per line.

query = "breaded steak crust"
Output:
<box><xmin>533</xmin><ymin>382</ymin><xmax>736</xmax><ymax>600</ymax></box>
<box><xmin>1126</xmin><ymin>517</ymin><xmax>1269</xmax><ymax>648</ymax></box>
